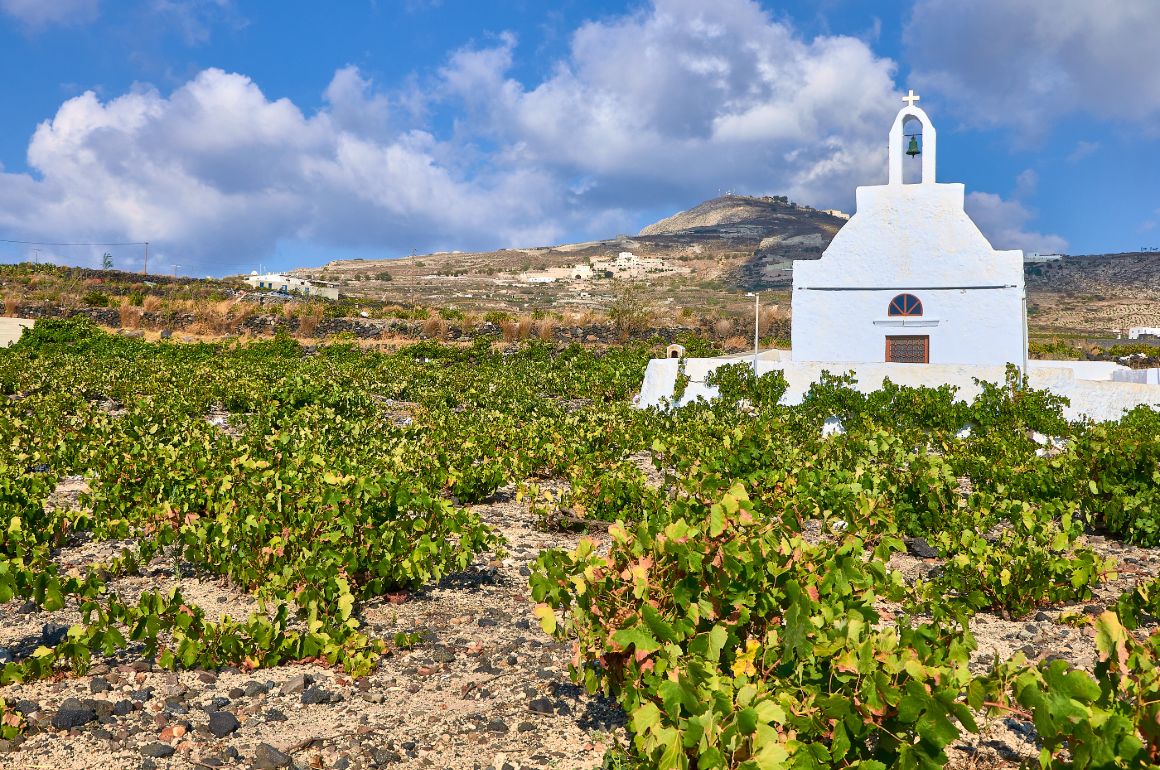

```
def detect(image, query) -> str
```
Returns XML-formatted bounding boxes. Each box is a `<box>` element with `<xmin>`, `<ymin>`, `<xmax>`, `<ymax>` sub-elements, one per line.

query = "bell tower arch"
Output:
<box><xmin>888</xmin><ymin>90</ymin><xmax>937</xmax><ymax>185</ymax></box>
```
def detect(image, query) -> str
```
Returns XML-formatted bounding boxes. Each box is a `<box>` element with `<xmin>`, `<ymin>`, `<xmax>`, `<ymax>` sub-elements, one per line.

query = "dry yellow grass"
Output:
<box><xmin>297</xmin><ymin>307</ymin><xmax>323</xmax><ymax>337</ymax></box>
<box><xmin>422</xmin><ymin>316</ymin><xmax>447</xmax><ymax>339</ymax></box>
<box><xmin>501</xmin><ymin>319</ymin><xmax>535</xmax><ymax>341</ymax></box>
<box><xmin>722</xmin><ymin>335</ymin><xmax>750</xmax><ymax>351</ymax></box>
<box><xmin>118</xmin><ymin>300</ymin><xmax>142</xmax><ymax>329</ymax></box>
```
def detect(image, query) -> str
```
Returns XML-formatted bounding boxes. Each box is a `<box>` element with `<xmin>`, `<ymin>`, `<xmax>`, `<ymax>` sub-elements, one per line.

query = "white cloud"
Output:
<box><xmin>0</xmin><ymin>0</ymin><xmax>910</xmax><ymax>273</ymax></box>
<box><xmin>1</xmin><ymin>0</ymin><xmax>242</xmax><ymax>40</ymax></box>
<box><xmin>966</xmin><ymin>191</ymin><xmax>1069</xmax><ymax>254</ymax></box>
<box><xmin>323</xmin><ymin>66</ymin><xmax>392</xmax><ymax>139</ymax></box>
<box><xmin>905</xmin><ymin>0</ymin><xmax>1160</xmax><ymax>134</ymax></box>
<box><xmin>146</xmin><ymin>0</ymin><xmax>243</xmax><ymax>45</ymax></box>
<box><xmin>0</xmin><ymin>69</ymin><xmax>568</xmax><ymax>273</ymax></box>
<box><xmin>0</xmin><ymin>0</ymin><xmax>98</xmax><ymax>28</ymax></box>
<box><xmin>1013</xmin><ymin>169</ymin><xmax>1037</xmax><ymax>199</ymax></box>
<box><xmin>1066</xmin><ymin>140</ymin><xmax>1100</xmax><ymax>163</ymax></box>
<box><xmin>438</xmin><ymin>0</ymin><xmax>900</xmax><ymax>209</ymax></box>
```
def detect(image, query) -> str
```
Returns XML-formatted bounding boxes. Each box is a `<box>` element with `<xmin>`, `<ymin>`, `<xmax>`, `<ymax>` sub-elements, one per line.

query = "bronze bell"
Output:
<box><xmin>906</xmin><ymin>135</ymin><xmax>921</xmax><ymax>157</ymax></box>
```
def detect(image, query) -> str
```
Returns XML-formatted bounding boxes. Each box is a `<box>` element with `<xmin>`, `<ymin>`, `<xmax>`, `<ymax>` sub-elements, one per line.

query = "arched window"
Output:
<box><xmin>888</xmin><ymin>294</ymin><xmax>923</xmax><ymax>317</ymax></box>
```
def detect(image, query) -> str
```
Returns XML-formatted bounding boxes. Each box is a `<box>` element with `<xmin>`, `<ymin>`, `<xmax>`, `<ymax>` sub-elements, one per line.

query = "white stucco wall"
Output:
<box><xmin>1027</xmin><ymin>360</ymin><xmax>1126</xmax><ymax>381</ymax></box>
<box><xmin>792</xmin><ymin>286</ymin><xmax>1024</xmax><ymax>365</ymax></box>
<box><xmin>791</xmin><ymin>104</ymin><xmax>1025</xmax><ymax>366</ymax></box>
<box><xmin>0</xmin><ymin>317</ymin><xmax>34</xmax><ymax>347</ymax></box>
<box><xmin>636</xmin><ymin>356</ymin><xmax>1160</xmax><ymax>423</ymax></box>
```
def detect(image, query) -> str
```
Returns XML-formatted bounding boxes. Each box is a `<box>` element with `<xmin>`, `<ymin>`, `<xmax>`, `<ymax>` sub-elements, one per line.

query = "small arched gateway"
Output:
<box><xmin>791</xmin><ymin>91</ymin><xmax>1025</xmax><ymax>366</ymax></box>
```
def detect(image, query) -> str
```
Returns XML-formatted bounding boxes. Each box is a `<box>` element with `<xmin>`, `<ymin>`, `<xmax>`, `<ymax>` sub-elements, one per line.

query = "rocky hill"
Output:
<box><xmin>1023</xmin><ymin>251</ymin><xmax>1160</xmax><ymax>334</ymax></box>
<box><xmin>637</xmin><ymin>195</ymin><xmax>848</xmax><ymax>289</ymax></box>
<box><xmin>640</xmin><ymin>195</ymin><xmax>841</xmax><ymax>237</ymax></box>
<box><xmin>294</xmin><ymin>197</ymin><xmax>1157</xmax><ymax>335</ymax></box>
<box><xmin>1025</xmin><ymin>252</ymin><xmax>1160</xmax><ymax>294</ymax></box>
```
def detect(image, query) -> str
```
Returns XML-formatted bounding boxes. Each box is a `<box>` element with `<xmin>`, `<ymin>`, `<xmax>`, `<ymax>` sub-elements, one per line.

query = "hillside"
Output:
<box><xmin>295</xmin><ymin>196</ymin><xmax>848</xmax><ymax>315</ymax></box>
<box><xmin>294</xmin><ymin>198</ymin><xmax>1160</xmax><ymax>336</ymax></box>
<box><xmin>1026</xmin><ymin>252</ymin><xmax>1160</xmax><ymax>333</ymax></box>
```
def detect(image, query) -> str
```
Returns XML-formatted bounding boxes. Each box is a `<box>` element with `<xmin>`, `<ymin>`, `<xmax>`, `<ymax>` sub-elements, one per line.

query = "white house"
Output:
<box><xmin>792</xmin><ymin>92</ymin><xmax>1026</xmax><ymax>366</ymax></box>
<box><xmin>245</xmin><ymin>272</ymin><xmax>340</xmax><ymax>300</ymax></box>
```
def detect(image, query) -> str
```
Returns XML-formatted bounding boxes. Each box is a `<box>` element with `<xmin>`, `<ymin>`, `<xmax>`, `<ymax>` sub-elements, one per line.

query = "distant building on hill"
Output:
<box><xmin>821</xmin><ymin>209</ymin><xmax>851</xmax><ymax>220</ymax></box>
<box><xmin>245</xmin><ymin>272</ymin><xmax>340</xmax><ymax>300</ymax></box>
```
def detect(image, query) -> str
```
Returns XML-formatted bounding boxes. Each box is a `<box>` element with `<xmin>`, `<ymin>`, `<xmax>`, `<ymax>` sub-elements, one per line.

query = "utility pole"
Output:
<box><xmin>32</xmin><ymin>248</ymin><xmax>40</xmax><ymax>265</ymax></box>
<box><xmin>747</xmin><ymin>291</ymin><xmax>760</xmax><ymax>373</ymax></box>
<box><xmin>171</xmin><ymin>264</ymin><xmax>180</xmax><ymax>278</ymax></box>
<box><xmin>1021</xmin><ymin>289</ymin><xmax>1029</xmax><ymax>382</ymax></box>
<box><xmin>143</xmin><ymin>242</ymin><xmax>149</xmax><ymax>276</ymax></box>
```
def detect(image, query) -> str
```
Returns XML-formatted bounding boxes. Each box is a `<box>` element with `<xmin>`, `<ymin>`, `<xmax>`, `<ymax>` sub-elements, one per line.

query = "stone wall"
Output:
<box><xmin>8</xmin><ymin>304</ymin><xmax>696</xmax><ymax>346</ymax></box>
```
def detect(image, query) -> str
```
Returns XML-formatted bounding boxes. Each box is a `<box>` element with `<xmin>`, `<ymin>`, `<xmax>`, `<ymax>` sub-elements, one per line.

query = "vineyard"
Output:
<box><xmin>1</xmin><ymin>318</ymin><xmax>1160</xmax><ymax>769</ymax></box>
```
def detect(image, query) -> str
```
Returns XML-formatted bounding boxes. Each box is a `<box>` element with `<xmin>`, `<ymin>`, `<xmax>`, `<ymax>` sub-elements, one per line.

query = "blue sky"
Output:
<box><xmin>0</xmin><ymin>0</ymin><xmax>1156</xmax><ymax>276</ymax></box>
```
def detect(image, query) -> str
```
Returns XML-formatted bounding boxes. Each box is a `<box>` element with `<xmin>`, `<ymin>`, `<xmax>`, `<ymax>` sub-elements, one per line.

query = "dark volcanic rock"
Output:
<box><xmin>13</xmin><ymin>700</ymin><xmax>38</xmax><ymax>716</ymax></box>
<box><xmin>905</xmin><ymin>537</ymin><xmax>939</xmax><ymax>559</ymax></box>
<box><xmin>253</xmin><ymin>742</ymin><xmax>292</xmax><ymax>769</ymax></box>
<box><xmin>41</xmin><ymin>622</ymin><xmax>69</xmax><ymax>647</ymax></box>
<box><xmin>52</xmin><ymin>699</ymin><xmax>97</xmax><ymax>730</ymax></box>
<box><xmin>279</xmin><ymin>674</ymin><xmax>312</xmax><ymax>696</ymax></box>
<box><xmin>301</xmin><ymin>687</ymin><xmax>336</xmax><ymax>705</ymax></box>
<box><xmin>140</xmin><ymin>742</ymin><xmax>176</xmax><ymax>758</ymax></box>
<box><xmin>208</xmin><ymin>711</ymin><xmax>240</xmax><ymax>738</ymax></box>
<box><xmin>527</xmin><ymin>698</ymin><xmax>554</xmax><ymax>715</ymax></box>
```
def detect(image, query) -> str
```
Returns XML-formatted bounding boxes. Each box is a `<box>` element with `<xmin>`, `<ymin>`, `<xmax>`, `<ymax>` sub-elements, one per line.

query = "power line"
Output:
<box><xmin>0</xmin><ymin>238</ymin><xmax>148</xmax><ymax>247</ymax></box>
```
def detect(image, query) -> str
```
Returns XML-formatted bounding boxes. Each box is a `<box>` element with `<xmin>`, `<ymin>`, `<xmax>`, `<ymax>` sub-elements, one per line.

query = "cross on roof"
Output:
<box><xmin>902</xmin><ymin>90</ymin><xmax>920</xmax><ymax>107</ymax></box>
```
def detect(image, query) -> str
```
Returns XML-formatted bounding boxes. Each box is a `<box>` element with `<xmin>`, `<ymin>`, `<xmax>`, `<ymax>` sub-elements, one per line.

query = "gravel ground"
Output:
<box><xmin>0</xmin><ymin>490</ymin><xmax>623</xmax><ymax>770</ymax></box>
<box><xmin>891</xmin><ymin>531</ymin><xmax>1160</xmax><ymax>769</ymax></box>
<box><xmin>4</xmin><ymin>478</ymin><xmax>1160</xmax><ymax>770</ymax></box>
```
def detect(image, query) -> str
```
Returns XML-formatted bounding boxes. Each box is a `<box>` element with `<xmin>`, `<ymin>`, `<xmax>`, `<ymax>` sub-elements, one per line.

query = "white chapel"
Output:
<box><xmin>636</xmin><ymin>91</ymin><xmax>1160</xmax><ymax>421</ymax></box>
<box><xmin>791</xmin><ymin>91</ymin><xmax>1026</xmax><ymax>366</ymax></box>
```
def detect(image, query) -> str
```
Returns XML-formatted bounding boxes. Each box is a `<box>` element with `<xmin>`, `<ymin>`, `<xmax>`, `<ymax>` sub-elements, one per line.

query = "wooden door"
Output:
<box><xmin>885</xmin><ymin>335</ymin><xmax>929</xmax><ymax>363</ymax></box>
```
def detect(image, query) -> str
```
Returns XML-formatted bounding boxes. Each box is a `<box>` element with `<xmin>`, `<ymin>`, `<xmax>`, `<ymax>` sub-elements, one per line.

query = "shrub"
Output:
<box><xmin>81</xmin><ymin>291</ymin><xmax>110</xmax><ymax>307</ymax></box>
<box><xmin>422</xmin><ymin>317</ymin><xmax>447</xmax><ymax>339</ymax></box>
<box><xmin>11</xmin><ymin>316</ymin><xmax>103</xmax><ymax>353</ymax></box>
<box><xmin>929</xmin><ymin>503</ymin><xmax>1114</xmax><ymax>619</ymax></box>
<box><xmin>608</xmin><ymin>285</ymin><xmax>654</xmax><ymax>339</ymax></box>
<box><xmin>532</xmin><ymin>485</ymin><xmax>980</xmax><ymax>770</ymax></box>
<box><xmin>997</xmin><ymin>613</ymin><xmax>1160</xmax><ymax>769</ymax></box>
<box><xmin>704</xmin><ymin>363</ymin><xmax>788</xmax><ymax>410</ymax></box>
<box><xmin>1073</xmin><ymin>407</ymin><xmax>1160</xmax><ymax>545</ymax></box>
